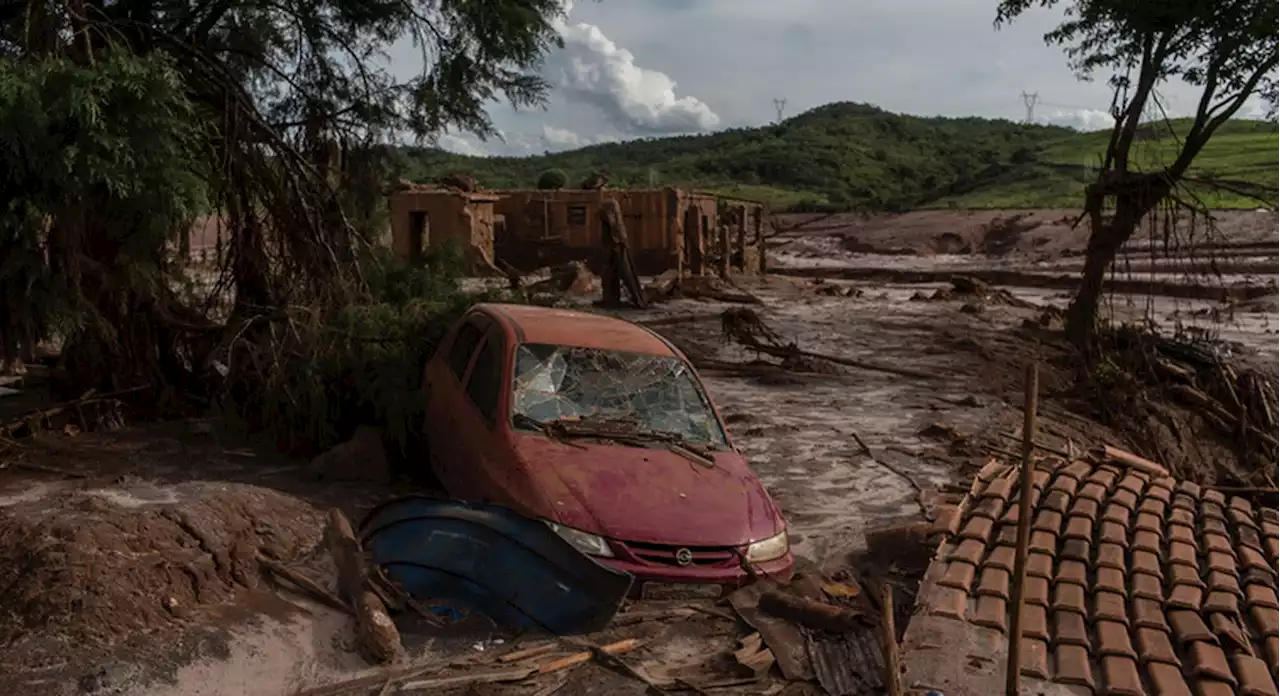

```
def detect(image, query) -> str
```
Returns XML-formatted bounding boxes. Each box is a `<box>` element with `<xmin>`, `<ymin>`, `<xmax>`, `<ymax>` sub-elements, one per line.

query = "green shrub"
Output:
<box><xmin>536</xmin><ymin>168</ymin><xmax>568</xmax><ymax>189</ymax></box>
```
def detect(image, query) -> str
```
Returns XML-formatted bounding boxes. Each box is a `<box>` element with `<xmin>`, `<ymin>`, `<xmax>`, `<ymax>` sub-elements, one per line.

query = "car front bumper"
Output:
<box><xmin>598</xmin><ymin>551</ymin><xmax>796</xmax><ymax>599</ymax></box>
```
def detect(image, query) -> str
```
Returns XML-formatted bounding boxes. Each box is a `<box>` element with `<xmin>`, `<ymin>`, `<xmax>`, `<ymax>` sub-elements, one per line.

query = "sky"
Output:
<box><xmin>386</xmin><ymin>0</ymin><xmax>1270</xmax><ymax>157</ymax></box>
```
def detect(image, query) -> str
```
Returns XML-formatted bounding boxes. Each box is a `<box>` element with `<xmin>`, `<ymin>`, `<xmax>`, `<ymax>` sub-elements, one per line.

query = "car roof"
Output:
<box><xmin>476</xmin><ymin>304</ymin><xmax>677</xmax><ymax>357</ymax></box>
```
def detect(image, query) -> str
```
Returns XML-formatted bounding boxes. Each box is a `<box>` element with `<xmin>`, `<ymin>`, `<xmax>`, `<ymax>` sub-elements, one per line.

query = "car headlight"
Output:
<box><xmin>744</xmin><ymin>531</ymin><xmax>789</xmax><ymax>563</ymax></box>
<box><xmin>545</xmin><ymin>521</ymin><xmax>615</xmax><ymax>558</ymax></box>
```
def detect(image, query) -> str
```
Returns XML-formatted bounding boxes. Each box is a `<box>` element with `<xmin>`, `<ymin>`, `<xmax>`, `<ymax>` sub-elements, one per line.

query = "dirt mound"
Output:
<box><xmin>0</xmin><ymin>480</ymin><xmax>323</xmax><ymax>647</ymax></box>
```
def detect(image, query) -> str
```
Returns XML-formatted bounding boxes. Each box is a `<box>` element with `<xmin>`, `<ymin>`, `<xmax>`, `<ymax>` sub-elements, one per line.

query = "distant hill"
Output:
<box><xmin>394</xmin><ymin>103</ymin><xmax>1279</xmax><ymax>211</ymax></box>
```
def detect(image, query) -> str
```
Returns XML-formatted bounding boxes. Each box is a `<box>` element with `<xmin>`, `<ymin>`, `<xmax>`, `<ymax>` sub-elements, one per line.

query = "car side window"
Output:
<box><xmin>447</xmin><ymin>321</ymin><xmax>485</xmax><ymax>379</ymax></box>
<box><xmin>465</xmin><ymin>336</ymin><xmax>503</xmax><ymax>425</ymax></box>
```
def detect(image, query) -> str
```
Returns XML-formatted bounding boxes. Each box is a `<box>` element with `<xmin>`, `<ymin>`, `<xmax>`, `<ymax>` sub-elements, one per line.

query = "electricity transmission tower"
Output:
<box><xmin>1021</xmin><ymin>92</ymin><xmax>1040</xmax><ymax>124</ymax></box>
<box><xmin>773</xmin><ymin>98</ymin><xmax>787</xmax><ymax>124</ymax></box>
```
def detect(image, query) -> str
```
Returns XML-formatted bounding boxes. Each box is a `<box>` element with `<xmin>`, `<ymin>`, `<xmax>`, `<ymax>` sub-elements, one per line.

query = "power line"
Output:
<box><xmin>772</xmin><ymin>97</ymin><xmax>787</xmax><ymax>124</ymax></box>
<box><xmin>1021</xmin><ymin>91</ymin><xmax>1039</xmax><ymax>124</ymax></box>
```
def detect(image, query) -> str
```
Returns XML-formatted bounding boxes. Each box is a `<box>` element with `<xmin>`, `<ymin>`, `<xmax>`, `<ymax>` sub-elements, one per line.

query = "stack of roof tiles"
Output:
<box><xmin>924</xmin><ymin>456</ymin><xmax>1279</xmax><ymax>695</ymax></box>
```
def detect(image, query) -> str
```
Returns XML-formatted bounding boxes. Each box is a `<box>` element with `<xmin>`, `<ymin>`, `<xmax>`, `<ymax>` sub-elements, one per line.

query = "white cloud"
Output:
<box><xmin>545</xmin><ymin>1</ymin><xmax>721</xmax><ymax>135</ymax></box>
<box><xmin>1042</xmin><ymin>108</ymin><xmax>1114</xmax><ymax>131</ymax></box>
<box><xmin>541</xmin><ymin>125</ymin><xmax>593</xmax><ymax>149</ymax></box>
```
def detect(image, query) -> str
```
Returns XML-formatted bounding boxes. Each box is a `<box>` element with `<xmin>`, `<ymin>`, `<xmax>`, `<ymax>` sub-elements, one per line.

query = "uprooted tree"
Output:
<box><xmin>996</xmin><ymin>0</ymin><xmax>1279</xmax><ymax>350</ymax></box>
<box><xmin>0</xmin><ymin>0</ymin><xmax>565</xmax><ymax>451</ymax></box>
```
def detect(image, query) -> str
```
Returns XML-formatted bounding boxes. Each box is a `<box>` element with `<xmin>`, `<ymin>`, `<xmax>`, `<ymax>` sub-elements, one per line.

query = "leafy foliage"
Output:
<box><xmin>395</xmin><ymin>102</ymin><xmax>1277</xmax><ymax>211</ymax></box>
<box><xmin>537</xmin><ymin>168</ymin><xmax>568</xmax><ymax>189</ymax></box>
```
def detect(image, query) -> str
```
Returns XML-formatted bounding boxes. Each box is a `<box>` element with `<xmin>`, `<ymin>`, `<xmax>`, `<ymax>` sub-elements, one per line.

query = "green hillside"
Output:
<box><xmin>395</xmin><ymin>103</ymin><xmax>1279</xmax><ymax>211</ymax></box>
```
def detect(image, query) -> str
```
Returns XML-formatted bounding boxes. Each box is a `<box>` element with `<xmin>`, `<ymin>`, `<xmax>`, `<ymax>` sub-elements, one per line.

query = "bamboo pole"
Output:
<box><xmin>882</xmin><ymin>584</ymin><xmax>902</xmax><ymax>696</ymax></box>
<box><xmin>1005</xmin><ymin>361</ymin><xmax>1039</xmax><ymax>696</ymax></box>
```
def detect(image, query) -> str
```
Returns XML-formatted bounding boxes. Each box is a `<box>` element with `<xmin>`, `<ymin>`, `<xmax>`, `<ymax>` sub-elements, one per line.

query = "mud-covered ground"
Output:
<box><xmin>1</xmin><ymin>210</ymin><xmax>1276</xmax><ymax>695</ymax></box>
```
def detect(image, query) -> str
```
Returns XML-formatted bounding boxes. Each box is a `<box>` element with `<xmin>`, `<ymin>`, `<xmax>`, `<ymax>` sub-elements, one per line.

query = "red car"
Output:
<box><xmin>422</xmin><ymin>303</ymin><xmax>794</xmax><ymax>598</ymax></box>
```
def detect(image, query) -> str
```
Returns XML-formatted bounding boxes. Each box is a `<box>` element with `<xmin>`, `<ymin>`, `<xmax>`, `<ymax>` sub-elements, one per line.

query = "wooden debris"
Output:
<box><xmin>536</xmin><ymin>638</ymin><xmax>643</xmax><ymax>674</ymax></box>
<box><xmin>733</xmin><ymin>633</ymin><xmax>776</xmax><ymax>679</ymax></box>
<box><xmin>497</xmin><ymin>642</ymin><xmax>560</xmax><ymax>664</ymax></box>
<box><xmin>398</xmin><ymin>666</ymin><xmax>537</xmax><ymax>691</ymax></box>
<box><xmin>757</xmin><ymin>591</ymin><xmax>866</xmax><ymax>634</ymax></box>
<box><xmin>325</xmin><ymin>508</ymin><xmax>401</xmax><ymax>664</ymax></box>
<box><xmin>1089</xmin><ymin>444</ymin><xmax>1168</xmax><ymax>477</ymax></box>
<box><xmin>258</xmin><ymin>556</ymin><xmax>351</xmax><ymax>615</ymax></box>
<box><xmin>882</xmin><ymin>584</ymin><xmax>902</xmax><ymax>696</ymax></box>
<box><xmin>1005</xmin><ymin>361</ymin><xmax>1039</xmax><ymax>696</ymax></box>
<box><xmin>728</xmin><ymin>581</ymin><xmax>812</xmax><ymax>681</ymax></box>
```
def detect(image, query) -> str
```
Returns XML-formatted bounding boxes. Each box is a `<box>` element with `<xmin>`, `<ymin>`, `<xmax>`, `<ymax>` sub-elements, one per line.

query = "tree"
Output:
<box><xmin>996</xmin><ymin>0</ymin><xmax>1278</xmax><ymax>349</ymax></box>
<box><xmin>537</xmin><ymin>168</ymin><xmax>569</xmax><ymax>189</ymax></box>
<box><xmin>0</xmin><ymin>0</ymin><xmax>567</xmax><ymax>389</ymax></box>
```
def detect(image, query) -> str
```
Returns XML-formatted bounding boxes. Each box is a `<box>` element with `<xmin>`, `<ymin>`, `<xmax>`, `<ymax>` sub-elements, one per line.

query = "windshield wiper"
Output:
<box><xmin>515</xmin><ymin>415</ymin><xmax>717</xmax><ymax>467</ymax></box>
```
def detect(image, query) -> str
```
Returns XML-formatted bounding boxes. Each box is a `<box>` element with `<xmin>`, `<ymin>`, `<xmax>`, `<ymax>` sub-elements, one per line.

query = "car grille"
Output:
<box><xmin>622</xmin><ymin>541</ymin><xmax>738</xmax><ymax>568</ymax></box>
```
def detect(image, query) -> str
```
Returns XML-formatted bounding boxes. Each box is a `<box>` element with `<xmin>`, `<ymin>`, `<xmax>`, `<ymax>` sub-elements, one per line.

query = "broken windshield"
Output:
<box><xmin>511</xmin><ymin>343</ymin><xmax>728</xmax><ymax>446</ymax></box>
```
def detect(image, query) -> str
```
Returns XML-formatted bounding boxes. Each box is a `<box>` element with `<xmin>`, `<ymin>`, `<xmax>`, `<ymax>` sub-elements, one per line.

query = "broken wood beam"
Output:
<box><xmin>325</xmin><ymin>508</ymin><xmax>401</xmax><ymax>664</ymax></box>
<box><xmin>536</xmin><ymin>638</ymin><xmax>643</xmax><ymax>674</ymax></box>
<box><xmin>756</xmin><ymin>590</ymin><xmax>865</xmax><ymax>633</ymax></box>
<box><xmin>259</xmin><ymin>556</ymin><xmax>352</xmax><ymax>616</ymax></box>
<box><xmin>882</xmin><ymin>584</ymin><xmax>902</xmax><ymax>696</ymax></box>
<box><xmin>1089</xmin><ymin>444</ymin><xmax>1168</xmax><ymax>478</ymax></box>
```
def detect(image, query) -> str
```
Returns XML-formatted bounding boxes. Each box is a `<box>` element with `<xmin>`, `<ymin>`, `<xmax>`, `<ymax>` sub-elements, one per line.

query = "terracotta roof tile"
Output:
<box><xmin>1201</xmin><ymin>501</ymin><xmax>1227</xmax><ymax>522</ymax></box>
<box><xmin>1231</xmin><ymin>653</ymin><xmax>1277</xmax><ymax>696</ymax></box>
<box><xmin>1169</xmin><ymin>564</ymin><xmax>1206</xmax><ymax>589</ymax></box>
<box><xmin>984</xmin><ymin>545</ymin><xmax>1016</xmax><ymax>573</ymax></box>
<box><xmin>1236</xmin><ymin>525</ymin><xmax>1263</xmax><ymax>552</ymax></box>
<box><xmin>1069</xmin><ymin>496</ymin><xmax>1099</xmax><ymax>520</ymax></box>
<box><xmin>1168</xmin><ymin>506</ymin><xmax>1195</xmax><ymax>527</ymax></box>
<box><xmin>1194</xmin><ymin>680</ymin><xmax>1237</xmax><ymax>696</ymax></box>
<box><xmin>1131</xmin><ymin>573</ymin><xmax>1165</xmax><ymax>602</ymax></box>
<box><xmin>1149</xmin><ymin>475</ymin><xmax>1176</xmax><ymax>492</ymax></box>
<box><xmin>939</xmin><ymin>561</ymin><xmax>977</xmax><ymax>592</ymax></box>
<box><xmin>996</xmin><ymin>523</ymin><xmax>1020</xmax><ymax>546</ymax></box>
<box><xmin>1031</xmin><ymin>468</ymin><xmax>1053</xmax><ymax>491</ymax></box>
<box><xmin>1097</xmin><ymin>542</ymin><xmax>1127</xmax><ymax>570</ymax></box>
<box><xmin>1053</xmin><ymin>643</ymin><xmax>1095</xmax><ymax>689</ymax></box>
<box><xmin>1208</xmin><ymin>612</ymin><xmax>1251</xmax><ymax>652</ymax></box>
<box><xmin>1077</xmin><ymin>482</ymin><xmax>1107</xmax><ymax>503</ymax></box>
<box><xmin>1147</xmin><ymin>662</ymin><xmax>1193</xmax><ymax>696</ymax></box>
<box><xmin>1053</xmin><ymin>609</ymin><xmax>1089</xmax><ymax>647</ymax></box>
<box><xmin>1249</xmin><ymin>604</ymin><xmax>1280</xmax><ymax>637</ymax></box>
<box><xmin>1169</xmin><ymin>610</ymin><xmax>1215</xmax><ymax>644</ymax></box>
<box><xmin>1052</xmin><ymin>583</ymin><xmax>1087</xmax><ymax>616</ymax></box>
<box><xmin>1167</xmin><ymin>584</ymin><xmax>1204</xmax><ymax>611</ymax></box>
<box><xmin>1089</xmin><ymin>468</ymin><xmax>1119</xmax><ymax>489</ymax></box>
<box><xmin>1019</xmin><ymin>638</ymin><xmax>1050</xmax><ymax>680</ymax></box>
<box><xmin>1188</xmin><ymin>641</ymin><xmax>1236</xmax><ymax>685</ymax></box>
<box><xmin>1261</xmin><ymin>507</ymin><xmax>1279</xmax><ymax>523</ymax></box>
<box><xmin>982</xmin><ymin>474</ymin><xmax>1016</xmax><ymax>501</ymax></box>
<box><xmin>1239</xmin><ymin>546</ymin><xmax>1276</xmax><ymax>577</ymax></box>
<box><xmin>1136</xmin><ymin>626</ymin><xmax>1180</xmax><ymax>666</ymax></box>
<box><xmin>1042</xmin><ymin>489</ymin><xmax>1071</xmax><ymax>514</ymax></box>
<box><xmin>1024</xmin><ymin>576</ymin><xmax>1050</xmax><ymax>608</ymax></box>
<box><xmin>949</xmin><ymin>539</ymin><xmax>986</xmax><ymax>566</ymax></box>
<box><xmin>1096</xmin><ymin>567</ymin><xmax>1127</xmax><ymax>595</ymax></box>
<box><xmin>1203</xmin><ymin>516</ymin><xmax>1228</xmax><ymax>536</ymax></box>
<box><xmin>1203</xmin><ymin>591</ymin><xmax>1239</xmax><ymax>617</ymax></box>
<box><xmin>1203</xmin><ymin>533</ymin><xmax>1232</xmax><ymax>555</ymax></box>
<box><xmin>972</xmin><ymin>595</ymin><xmax>1007</xmax><ymax>632</ymax></box>
<box><xmin>1055</xmin><ymin>559</ymin><xmax>1088</xmax><ymax>587</ymax></box>
<box><xmin>1242</xmin><ymin>567</ymin><xmax>1276</xmax><ymax>590</ymax></box>
<box><xmin>1266</xmin><ymin>535</ymin><xmax>1280</xmax><ymax>561</ymax></box>
<box><xmin>1026</xmin><ymin>552</ymin><xmax>1053</xmax><ymax>579</ymax></box>
<box><xmin>1001</xmin><ymin>504</ymin><xmax>1021</xmax><ymax>525</ymax></box>
<box><xmin>1033</xmin><ymin>509</ymin><xmax>1063</xmax><ymax>533</ymax></box>
<box><xmin>1060</xmin><ymin>538</ymin><xmax>1091</xmax><ymax>563</ymax></box>
<box><xmin>1048</xmin><ymin>475</ymin><xmax>1080</xmax><ymax>496</ymax></box>
<box><xmin>1205</xmin><ymin>551</ymin><xmax>1237</xmax><ymax>575</ymax></box>
<box><xmin>1168</xmin><ymin>541</ymin><xmax>1199</xmax><ymax>568</ymax></box>
<box><xmin>959</xmin><ymin>516</ymin><xmax>995</xmax><ymax>544</ymax></box>
<box><xmin>1092</xmin><ymin>590</ymin><xmax>1129</xmax><ymax>625</ymax></box>
<box><xmin>971</xmin><ymin>496</ymin><xmax>1003</xmax><ymax>519</ymax></box>
<box><xmin>1131</xmin><ymin>550</ymin><xmax>1163</xmax><ymax>578</ymax></box>
<box><xmin>1133</xmin><ymin>597</ymin><xmax>1170</xmax><ymax>632</ymax></box>
<box><xmin>1101</xmin><ymin>503</ymin><xmax>1131</xmax><ymax>525</ymax></box>
<box><xmin>1101</xmin><ymin>655</ymin><xmax>1144</xmax><ymax>696</ymax></box>
<box><xmin>1060</xmin><ymin>460</ymin><xmax>1093</xmax><ymax>481</ymax></box>
<box><xmin>977</xmin><ymin>458</ymin><xmax>1007</xmax><ymax>482</ymax></box>
<box><xmin>1098</xmin><ymin>521</ymin><xmax>1129</xmax><ymax>547</ymax></box>
<box><xmin>976</xmin><ymin>567</ymin><xmax>1010</xmax><ymax>600</ymax></box>
<box><xmin>1028</xmin><ymin>531</ymin><xmax>1057</xmax><ymax>556</ymax></box>
<box><xmin>1177</xmin><ymin>480</ymin><xmax>1202</xmax><ymax>498</ymax></box>
<box><xmin>1265</xmin><ymin>636</ymin><xmax>1280</xmax><ymax>672</ymax></box>
<box><xmin>1206</xmin><ymin>571</ymin><xmax>1242</xmax><ymax>598</ymax></box>
<box><xmin>1245</xmin><ymin>583</ymin><xmax>1279</xmax><ymax>610</ymax></box>
<box><xmin>1262</xmin><ymin>520</ymin><xmax>1280</xmax><ymax>537</ymax></box>
<box><xmin>1096</xmin><ymin>619</ymin><xmax>1137</xmax><ymax>658</ymax></box>
<box><xmin>1065</xmin><ymin>517</ymin><xmax>1097</xmax><ymax>541</ymax></box>
<box><xmin>928</xmin><ymin>585</ymin><xmax>967</xmax><ymax>619</ymax></box>
<box><xmin>1167</xmin><ymin>524</ymin><xmax>1196</xmax><ymax>546</ymax></box>
<box><xmin>1199</xmin><ymin>488</ymin><xmax>1223</xmax><ymax>505</ymax></box>
<box><xmin>1134</xmin><ymin>512</ymin><xmax>1162</xmax><ymax>533</ymax></box>
<box><xmin>1138</xmin><ymin>497</ymin><xmax>1167</xmax><ymax>517</ymax></box>
<box><xmin>1111</xmin><ymin>488</ymin><xmax>1139</xmax><ymax>511</ymax></box>
<box><xmin>1131</xmin><ymin>530</ymin><xmax>1162</xmax><ymax>554</ymax></box>
<box><xmin>1230</xmin><ymin>508</ymin><xmax>1260</xmax><ymax>531</ymax></box>
<box><xmin>1020</xmin><ymin>603</ymin><xmax>1050</xmax><ymax>641</ymax></box>
<box><xmin>1172</xmin><ymin>493</ymin><xmax>1197</xmax><ymax>512</ymax></box>
<box><xmin>1116</xmin><ymin>474</ymin><xmax>1146</xmax><ymax>496</ymax></box>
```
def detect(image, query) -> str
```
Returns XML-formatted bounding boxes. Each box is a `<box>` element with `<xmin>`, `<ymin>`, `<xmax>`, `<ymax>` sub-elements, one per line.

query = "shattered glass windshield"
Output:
<box><xmin>511</xmin><ymin>343</ymin><xmax>728</xmax><ymax>446</ymax></box>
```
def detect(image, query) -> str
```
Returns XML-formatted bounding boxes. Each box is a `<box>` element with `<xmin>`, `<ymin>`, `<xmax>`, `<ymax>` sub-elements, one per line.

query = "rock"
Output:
<box><xmin>78</xmin><ymin>662</ymin><xmax>138</xmax><ymax>694</ymax></box>
<box><xmin>529</xmin><ymin>261</ymin><xmax>600</xmax><ymax>296</ymax></box>
<box><xmin>306</xmin><ymin>426</ymin><xmax>391</xmax><ymax>484</ymax></box>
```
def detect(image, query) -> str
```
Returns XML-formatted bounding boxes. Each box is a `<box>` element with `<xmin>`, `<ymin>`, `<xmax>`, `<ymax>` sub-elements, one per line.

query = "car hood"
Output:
<box><xmin>513</xmin><ymin>434</ymin><xmax>784</xmax><ymax>548</ymax></box>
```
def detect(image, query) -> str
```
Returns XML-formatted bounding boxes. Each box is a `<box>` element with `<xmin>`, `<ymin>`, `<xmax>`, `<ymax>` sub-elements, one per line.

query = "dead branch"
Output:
<box><xmin>324</xmin><ymin>508</ymin><xmax>401</xmax><ymax>664</ymax></box>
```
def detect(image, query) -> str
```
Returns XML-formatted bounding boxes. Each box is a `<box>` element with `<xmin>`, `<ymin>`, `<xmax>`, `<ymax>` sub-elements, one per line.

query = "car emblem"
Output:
<box><xmin>674</xmin><ymin>548</ymin><xmax>694</xmax><ymax>566</ymax></box>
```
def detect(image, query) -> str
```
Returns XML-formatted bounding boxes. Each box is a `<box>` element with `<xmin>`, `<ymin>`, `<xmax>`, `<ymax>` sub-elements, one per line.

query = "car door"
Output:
<box><xmin>424</xmin><ymin>314</ymin><xmax>487</xmax><ymax>486</ymax></box>
<box><xmin>445</xmin><ymin>327</ymin><xmax>513</xmax><ymax>505</ymax></box>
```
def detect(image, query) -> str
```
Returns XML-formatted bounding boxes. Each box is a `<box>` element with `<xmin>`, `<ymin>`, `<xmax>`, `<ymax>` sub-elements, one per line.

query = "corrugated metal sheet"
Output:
<box><xmin>807</xmin><ymin>624</ymin><xmax>886</xmax><ymax>696</ymax></box>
